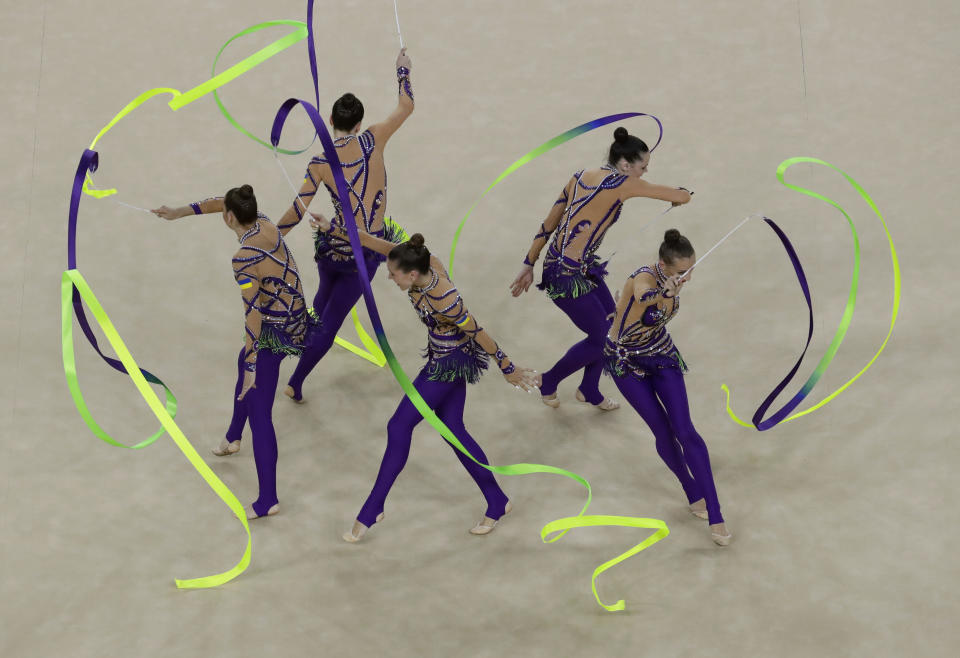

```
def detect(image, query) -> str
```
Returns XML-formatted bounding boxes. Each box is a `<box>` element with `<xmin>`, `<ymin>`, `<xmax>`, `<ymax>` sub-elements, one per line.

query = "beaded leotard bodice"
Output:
<box><xmin>545</xmin><ymin>167</ymin><xmax>628</xmax><ymax>267</ymax></box>
<box><xmin>291</xmin><ymin>130</ymin><xmax>389</xmax><ymax>263</ymax></box>
<box><xmin>407</xmin><ymin>263</ymin><xmax>490</xmax><ymax>383</ymax></box>
<box><xmin>233</xmin><ymin>216</ymin><xmax>309</xmax><ymax>352</ymax></box>
<box><xmin>604</xmin><ymin>264</ymin><xmax>685</xmax><ymax>377</ymax></box>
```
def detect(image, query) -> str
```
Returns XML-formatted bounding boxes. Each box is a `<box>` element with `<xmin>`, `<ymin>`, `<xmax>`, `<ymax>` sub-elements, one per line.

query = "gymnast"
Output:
<box><xmin>509</xmin><ymin>127</ymin><xmax>692</xmax><ymax>411</ymax></box>
<box><xmin>152</xmin><ymin>185</ymin><xmax>310</xmax><ymax>519</ymax></box>
<box><xmin>604</xmin><ymin>228</ymin><xmax>731</xmax><ymax>545</ymax></box>
<box><xmin>309</xmin><ymin>212</ymin><xmax>536</xmax><ymax>541</ymax></box>
<box><xmin>282</xmin><ymin>47</ymin><xmax>415</xmax><ymax>403</ymax></box>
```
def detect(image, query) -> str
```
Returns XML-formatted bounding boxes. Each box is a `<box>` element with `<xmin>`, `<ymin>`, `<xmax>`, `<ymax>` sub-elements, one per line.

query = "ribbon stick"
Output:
<box><xmin>267</xmin><ymin>4</ymin><xmax>670</xmax><ymax>611</ymax></box>
<box><xmin>448</xmin><ymin>112</ymin><xmax>664</xmax><ymax>275</ymax></box>
<box><xmin>393</xmin><ymin>0</ymin><xmax>405</xmax><ymax>48</ymax></box>
<box><xmin>721</xmin><ymin>157</ymin><xmax>900</xmax><ymax>430</ymax></box>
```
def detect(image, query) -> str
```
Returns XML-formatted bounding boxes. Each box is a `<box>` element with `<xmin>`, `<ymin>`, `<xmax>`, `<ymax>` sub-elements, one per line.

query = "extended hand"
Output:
<box><xmin>151</xmin><ymin>205</ymin><xmax>186</xmax><ymax>220</ymax></box>
<box><xmin>505</xmin><ymin>366</ymin><xmax>538</xmax><ymax>392</ymax></box>
<box><xmin>663</xmin><ymin>275</ymin><xmax>685</xmax><ymax>298</ymax></box>
<box><xmin>309</xmin><ymin>211</ymin><xmax>331</xmax><ymax>232</ymax></box>
<box><xmin>509</xmin><ymin>265</ymin><xmax>535</xmax><ymax>297</ymax></box>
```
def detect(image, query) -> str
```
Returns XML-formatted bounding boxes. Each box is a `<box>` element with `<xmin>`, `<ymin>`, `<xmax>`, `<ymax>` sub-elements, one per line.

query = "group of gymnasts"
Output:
<box><xmin>151</xmin><ymin>47</ymin><xmax>732</xmax><ymax>547</ymax></box>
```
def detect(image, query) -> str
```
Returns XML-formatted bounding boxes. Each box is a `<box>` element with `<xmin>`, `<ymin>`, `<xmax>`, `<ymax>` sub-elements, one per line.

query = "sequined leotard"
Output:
<box><xmin>407</xmin><ymin>261</ymin><xmax>512</xmax><ymax>384</ymax></box>
<box><xmin>604</xmin><ymin>264</ymin><xmax>687</xmax><ymax>379</ymax></box>
<box><xmin>526</xmin><ymin>166</ymin><xmax>629</xmax><ymax>299</ymax></box>
<box><xmin>278</xmin><ymin>69</ymin><xmax>414</xmax><ymax>271</ymax></box>
<box><xmin>189</xmin><ymin>198</ymin><xmax>310</xmax><ymax>368</ymax></box>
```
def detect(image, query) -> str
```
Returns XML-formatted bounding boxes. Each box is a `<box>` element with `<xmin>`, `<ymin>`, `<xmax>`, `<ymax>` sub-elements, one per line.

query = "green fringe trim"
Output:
<box><xmin>542</xmin><ymin>273</ymin><xmax>597</xmax><ymax>300</ymax></box>
<box><xmin>257</xmin><ymin>324</ymin><xmax>304</xmax><ymax>357</ymax></box>
<box><xmin>384</xmin><ymin>215</ymin><xmax>409</xmax><ymax>244</ymax></box>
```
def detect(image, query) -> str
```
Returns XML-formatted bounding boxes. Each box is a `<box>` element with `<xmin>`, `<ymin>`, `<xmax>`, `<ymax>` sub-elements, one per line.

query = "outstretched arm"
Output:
<box><xmin>368</xmin><ymin>48</ymin><xmax>414</xmax><ymax>146</ymax></box>
<box><xmin>309</xmin><ymin>212</ymin><xmax>396</xmax><ymax>256</ymax></box>
<box><xmin>152</xmin><ymin>197</ymin><xmax>223</xmax><ymax>220</ymax></box>
<box><xmin>620</xmin><ymin>178</ymin><xmax>692</xmax><ymax>205</ymax></box>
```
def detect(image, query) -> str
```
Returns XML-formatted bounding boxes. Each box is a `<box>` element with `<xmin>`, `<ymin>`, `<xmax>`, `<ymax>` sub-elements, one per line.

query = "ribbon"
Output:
<box><xmin>448</xmin><ymin>112</ymin><xmax>663</xmax><ymax>275</ymax></box>
<box><xmin>270</xmin><ymin>149</ymin><xmax>388</xmax><ymax>366</ymax></box>
<box><xmin>62</xmin><ymin>20</ymin><xmax>311</xmax><ymax>587</ymax></box>
<box><xmin>721</xmin><ymin>157</ymin><xmax>900</xmax><ymax>429</ymax></box>
<box><xmin>82</xmin><ymin>22</ymin><xmax>308</xmax><ymax>199</ymax></box>
<box><xmin>63</xmin><ymin>269</ymin><xmax>251</xmax><ymax>588</ymax></box>
<box><xmin>267</xmin><ymin>3</ymin><xmax>670</xmax><ymax>611</ymax></box>
<box><xmin>212</xmin><ymin>20</ymin><xmax>316</xmax><ymax>155</ymax></box>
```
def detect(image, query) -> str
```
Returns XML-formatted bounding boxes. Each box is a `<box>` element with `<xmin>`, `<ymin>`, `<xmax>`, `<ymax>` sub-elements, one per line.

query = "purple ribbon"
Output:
<box><xmin>751</xmin><ymin>217</ymin><xmax>814</xmax><ymax>430</ymax></box>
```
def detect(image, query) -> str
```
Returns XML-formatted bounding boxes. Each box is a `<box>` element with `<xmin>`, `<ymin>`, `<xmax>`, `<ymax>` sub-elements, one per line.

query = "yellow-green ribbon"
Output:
<box><xmin>721</xmin><ymin>157</ymin><xmax>901</xmax><ymax>427</ymax></box>
<box><xmin>63</xmin><ymin>270</ymin><xmax>250</xmax><ymax>588</ymax></box>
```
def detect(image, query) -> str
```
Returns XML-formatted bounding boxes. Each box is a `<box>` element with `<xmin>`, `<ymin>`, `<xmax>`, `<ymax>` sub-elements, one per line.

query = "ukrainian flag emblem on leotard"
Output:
<box><xmin>454</xmin><ymin>314</ymin><xmax>471</xmax><ymax>327</ymax></box>
<box><xmin>238</xmin><ymin>277</ymin><xmax>254</xmax><ymax>290</ymax></box>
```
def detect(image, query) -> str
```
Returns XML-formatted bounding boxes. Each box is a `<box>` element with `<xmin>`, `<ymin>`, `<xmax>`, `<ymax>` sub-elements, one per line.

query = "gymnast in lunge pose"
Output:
<box><xmin>604</xmin><ymin>229</ymin><xmax>731</xmax><ymax>546</ymax></box>
<box><xmin>509</xmin><ymin>127</ymin><xmax>692</xmax><ymax>411</ymax></box>
<box><xmin>281</xmin><ymin>47</ymin><xmax>415</xmax><ymax>403</ymax></box>
<box><xmin>309</xmin><ymin>212</ymin><xmax>536</xmax><ymax>541</ymax></box>
<box><xmin>152</xmin><ymin>185</ymin><xmax>311</xmax><ymax>519</ymax></box>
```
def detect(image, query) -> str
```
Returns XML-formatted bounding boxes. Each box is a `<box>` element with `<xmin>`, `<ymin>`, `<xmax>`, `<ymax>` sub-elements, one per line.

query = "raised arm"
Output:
<box><xmin>368</xmin><ymin>48</ymin><xmax>414</xmax><ymax>146</ymax></box>
<box><xmin>310</xmin><ymin>212</ymin><xmax>396</xmax><ymax>255</ymax></box>
<box><xmin>152</xmin><ymin>197</ymin><xmax>224</xmax><ymax>220</ymax></box>
<box><xmin>276</xmin><ymin>160</ymin><xmax>323</xmax><ymax>236</ymax></box>
<box><xmin>509</xmin><ymin>177</ymin><xmax>573</xmax><ymax>296</ymax></box>
<box><xmin>620</xmin><ymin>178</ymin><xmax>692</xmax><ymax>205</ymax></box>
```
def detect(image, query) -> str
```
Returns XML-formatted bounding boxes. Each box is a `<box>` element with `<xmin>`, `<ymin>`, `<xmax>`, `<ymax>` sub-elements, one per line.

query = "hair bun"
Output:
<box><xmin>408</xmin><ymin>233</ymin><xmax>426</xmax><ymax>248</ymax></box>
<box><xmin>613</xmin><ymin>127</ymin><xmax>629</xmax><ymax>144</ymax></box>
<box><xmin>664</xmin><ymin>228</ymin><xmax>682</xmax><ymax>244</ymax></box>
<box><xmin>239</xmin><ymin>184</ymin><xmax>254</xmax><ymax>197</ymax></box>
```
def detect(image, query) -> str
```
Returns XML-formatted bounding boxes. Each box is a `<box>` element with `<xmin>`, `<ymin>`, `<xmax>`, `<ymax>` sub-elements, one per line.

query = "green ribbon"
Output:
<box><xmin>722</xmin><ymin>157</ymin><xmax>901</xmax><ymax>427</ymax></box>
<box><xmin>63</xmin><ymin>270</ymin><xmax>251</xmax><ymax>588</ymax></box>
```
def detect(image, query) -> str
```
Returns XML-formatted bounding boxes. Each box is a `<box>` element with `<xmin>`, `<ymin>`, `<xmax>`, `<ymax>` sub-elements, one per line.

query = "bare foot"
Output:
<box><xmin>689</xmin><ymin>498</ymin><xmax>708</xmax><ymax>520</ymax></box>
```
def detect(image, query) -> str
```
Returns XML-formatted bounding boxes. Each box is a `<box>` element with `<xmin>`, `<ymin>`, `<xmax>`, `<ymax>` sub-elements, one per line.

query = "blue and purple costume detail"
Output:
<box><xmin>284</xmin><ymin>68</ymin><xmax>413</xmax><ymax>399</ymax></box>
<box><xmin>603</xmin><ymin>264</ymin><xmax>723</xmax><ymax>524</ymax></box>
<box><xmin>527</xmin><ymin>167</ymin><xmax>628</xmax><ymax>404</ymax></box>
<box><xmin>188</xmin><ymin>198</ymin><xmax>313</xmax><ymax>517</ymax></box>
<box><xmin>356</xmin><ymin>263</ymin><xmax>510</xmax><ymax>528</ymax></box>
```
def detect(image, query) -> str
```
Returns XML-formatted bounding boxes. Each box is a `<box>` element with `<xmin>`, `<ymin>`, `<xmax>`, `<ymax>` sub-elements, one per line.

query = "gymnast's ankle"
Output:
<box><xmin>283</xmin><ymin>385</ymin><xmax>303</xmax><ymax>403</ymax></box>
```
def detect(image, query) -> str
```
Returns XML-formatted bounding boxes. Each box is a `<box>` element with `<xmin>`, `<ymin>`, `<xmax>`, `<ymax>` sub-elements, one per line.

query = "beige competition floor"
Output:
<box><xmin>2</xmin><ymin>0</ymin><xmax>958</xmax><ymax>656</ymax></box>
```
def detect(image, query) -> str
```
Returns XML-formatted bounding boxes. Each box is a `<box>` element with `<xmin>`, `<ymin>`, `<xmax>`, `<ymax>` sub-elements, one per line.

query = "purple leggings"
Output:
<box><xmin>357</xmin><ymin>368</ymin><xmax>510</xmax><ymax>528</ymax></box>
<box><xmin>611</xmin><ymin>367</ymin><xmax>724</xmax><ymax>524</ymax></box>
<box><xmin>286</xmin><ymin>255</ymin><xmax>381</xmax><ymax>399</ymax></box>
<box><xmin>539</xmin><ymin>282</ymin><xmax>616</xmax><ymax>405</ymax></box>
<box><xmin>225</xmin><ymin>347</ymin><xmax>286</xmax><ymax>516</ymax></box>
